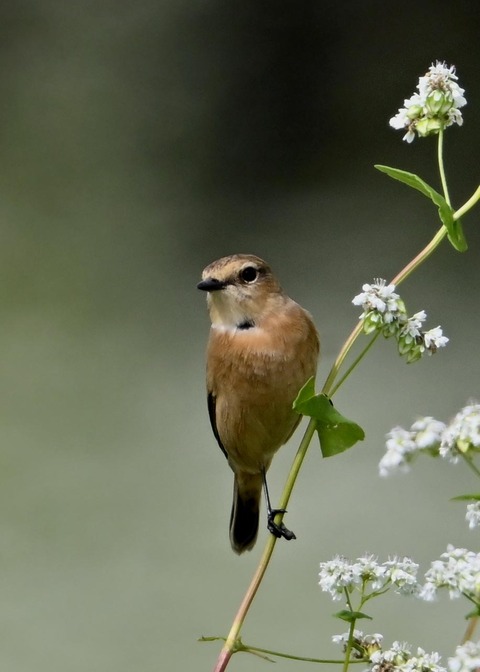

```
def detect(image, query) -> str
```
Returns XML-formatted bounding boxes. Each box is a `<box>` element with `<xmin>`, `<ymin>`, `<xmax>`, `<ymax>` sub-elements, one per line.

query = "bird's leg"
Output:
<box><xmin>262</xmin><ymin>468</ymin><xmax>296</xmax><ymax>541</ymax></box>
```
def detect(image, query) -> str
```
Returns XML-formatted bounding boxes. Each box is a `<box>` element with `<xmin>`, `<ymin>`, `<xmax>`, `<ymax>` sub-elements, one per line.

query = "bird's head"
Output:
<box><xmin>197</xmin><ymin>254</ymin><xmax>283</xmax><ymax>330</ymax></box>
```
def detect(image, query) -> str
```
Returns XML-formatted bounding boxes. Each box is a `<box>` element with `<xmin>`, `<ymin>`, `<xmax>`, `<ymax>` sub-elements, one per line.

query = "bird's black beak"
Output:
<box><xmin>197</xmin><ymin>278</ymin><xmax>226</xmax><ymax>292</ymax></box>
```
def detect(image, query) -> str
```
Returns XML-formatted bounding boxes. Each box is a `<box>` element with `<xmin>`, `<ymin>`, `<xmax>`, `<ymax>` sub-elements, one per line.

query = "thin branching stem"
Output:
<box><xmin>438</xmin><ymin>128</ymin><xmax>451</xmax><ymax>205</ymax></box>
<box><xmin>241</xmin><ymin>644</ymin><xmax>365</xmax><ymax>665</ymax></box>
<box><xmin>461</xmin><ymin>616</ymin><xmax>479</xmax><ymax>645</ymax></box>
<box><xmin>343</xmin><ymin>620</ymin><xmax>357</xmax><ymax>672</ymax></box>
<box><xmin>329</xmin><ymin>331</ymin><xmax>380</xmax><ymax>397</ymax></box>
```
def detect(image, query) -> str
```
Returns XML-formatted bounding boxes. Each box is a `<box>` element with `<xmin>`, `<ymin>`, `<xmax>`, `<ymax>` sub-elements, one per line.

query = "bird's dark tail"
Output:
<box><xmin>229</xmin><ymin>473</ymin><xmax>261</xmax><ymax>554</ymax></box>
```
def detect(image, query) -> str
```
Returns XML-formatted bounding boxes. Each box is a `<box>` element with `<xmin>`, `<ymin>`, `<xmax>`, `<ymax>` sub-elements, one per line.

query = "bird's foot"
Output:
<box><xmin>267</xmin><ymin>509</ymin><xmax>296</xmax><ymax>541</ymax></box>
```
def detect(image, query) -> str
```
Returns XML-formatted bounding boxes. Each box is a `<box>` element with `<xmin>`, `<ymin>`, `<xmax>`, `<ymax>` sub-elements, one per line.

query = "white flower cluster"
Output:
<box><xmin>380</xmin><ymin>417</ymin><xmax>446</xmax><ymax>476</ymax></box>
<box><xmin>332</xmin><ymin>634</ymin><xmax>445</xmax><ymax>672</ymax></box>
<box><xmin>370</xmin><ymin>641</ymin><xmax>445</xmax><ymax>672</ymax></box>
<box><xmin>390</xmin><ymin>61</ymin><xmax>466</xmax><ymax>143</ymax></box>
<box><xmin>420</xmin><ymin>544</ymin><xmax>480</xmax><ymax>603</ymax></box>
<box><xmin>380</xmin><ymin>403</ymin><xmax>480</xmax><ymax>477</ymax></box>
<box><xmin>448</xmin><ymin>641</ymin><xmax>480</xmax><ymax>672</ymax></box>
<box><xmin>352</xmin><ymin>279</ymin><xmax>448</xmax><ymax>362</ymax></box>
<box><xmin>319</xmin><ymin>554</ymin><xmax>419</xmax><ymax>601</ymax></box>
<box><xmin>440</xmin><ymin>404</ymin><xmax>480</xmax><ymax>462</ymax></box>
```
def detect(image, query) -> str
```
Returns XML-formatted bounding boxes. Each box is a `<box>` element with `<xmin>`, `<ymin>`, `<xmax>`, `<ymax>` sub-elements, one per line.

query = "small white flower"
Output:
<box><xmin>363</xmin><ymin>633</ymin><xmax>384</xmax><ymax>652</ymax></box>
<box><xmin>403</xmin><ymin>128</ymin><xmax>416</xmax><ymax>143</ymax></box>
<box><xmin>448</xmin><ymin>641</ymin><xmax>480</xmax><ymax>672</ymax></box>
<box><xmin>332</xmin><ymin>632</ymin><xmax>350</xmax><ymax>645</ymax></box>
<box><xmin>405</xmin><ymin>647</ymin><xmax>445</xmax><ymax>672</ymax></box>
<box><xmin>423</xmin><ymin>326</ymin><xmax>449</xmax><ymax>352</ymax></box>
<box><xmin>440</xmin><ymin>403</ymin><xmax>480</xmax><ymax>461</ymax></box>
<box><xmin>352</xmin><ymin>279</ymin><xmax>401</xmax><ymax>316</ymax></box>
<box><xmin>449</xmin><ymin>107</ymin><xmax>464</xmax><ymax>127</ymax></box>
<box><xmin>379</xmin><ymin>427</ymin><xmax>417</xmax><ymax>476</ymax></box>
<box><xmin>371</xmin><ymin>641</ymin><xmax>412</xmax><ymax>670</ymax></box>
<box><xmin>419</xmin><ymin>581</ymin><xmax>437</xmax><ymax>602</ymax></box>
<box><xmin>411</xmin><ymin>416</ymin><xmax>446</xmax><ymax>449</ymax></box>
<box><xmin>390</xmin><ymin>93</ymin><xmax>425</xmax><ymax>143</ymax></box>
<box><xmin>466</xmin><ymin>502</ymin><xmax>480</xmax><ymax>530</ymax></box>
<box><xmin>332</xmin><ymin>629</ymin><xmax>364</xmax><ymax>646</ymax></box>
<box><xmin>400</xmin><ymin>311</ymin><xmax>427</xmax><ymax>340</ymax></box>
<box><xmin>384</xmin><ymin>556</ymin><xmax>420</xmax><ymax>595</ymax></box>
<box><xmin>354</xmin><ymin>554</ymin><xmax>388</xmax><ymax>590</ymax></box>
<box><xmin>353</xmin><ymin>279</ymin><xmax>407</xmax><ymax>338</ymax></box>
<box><xmin>319</xmin><ymin>555</ymin><xmax>362</xmax><ymax>600</ymax></box>
<box><xmin>333</xmin><ymin>631</ymin><xmax>383</xmax><ymax>659</ymax></box>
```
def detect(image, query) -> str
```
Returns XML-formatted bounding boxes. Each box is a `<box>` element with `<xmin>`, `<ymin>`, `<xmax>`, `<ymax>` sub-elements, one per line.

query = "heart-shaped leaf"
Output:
<box><xmin>294</xmin><ymin>379</ymin><xmax>365</xmax><ymax>457</ymax></box>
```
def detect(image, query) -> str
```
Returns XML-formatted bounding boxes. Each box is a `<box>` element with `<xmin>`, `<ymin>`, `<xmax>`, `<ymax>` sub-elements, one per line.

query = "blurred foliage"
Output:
<box><xmin>0</xmin><ymin>1</ymin><xmax>479</xmax><ymax>670</ymax></box>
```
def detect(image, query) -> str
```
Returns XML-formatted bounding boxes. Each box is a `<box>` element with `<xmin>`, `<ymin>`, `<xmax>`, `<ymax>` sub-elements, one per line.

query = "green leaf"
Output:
<box><xmin>375</xmin><ymin>165</ymin><xmax>467</xmax><ymax>252</ymax></box>
<box><xmin>293</xmin><ymin>380</ymin><xmax>365</xmax><ymax>458</ymax></box>
<box><xmin>465</xmin><ymin>607</ymin><xmax>480</xmax><ymax>620</ymax></box>
<box><xmin>334</xmin><ymin>610</ymin><xmax>373</xmax><ymax>623</ymax></box>
<box><xmin>293</xmin><ymin>376</ymin><xmax>317</xmax><ymax>410</ymax></box>
<box><xmin>451</xmin><ymin>494</ymin><xmax>480</xmax><ymax>502</ymax></box>
<box><xmin>375</xmin><ymin>164</ymin><xmax>438</xmax><ymax>199</ymax></box>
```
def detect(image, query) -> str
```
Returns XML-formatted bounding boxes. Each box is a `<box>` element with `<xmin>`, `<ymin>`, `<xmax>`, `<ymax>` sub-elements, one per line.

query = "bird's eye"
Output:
<box><xmin>240</xmin><ymin>266</ymin><xmax>258</xmax><ymax>283</ymax></box>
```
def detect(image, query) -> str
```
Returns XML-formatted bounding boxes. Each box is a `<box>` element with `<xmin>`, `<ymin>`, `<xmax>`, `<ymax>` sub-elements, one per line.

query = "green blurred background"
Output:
<box><xmin>1</xmin><ymin>1</ymin><xmax>480</xmax><ymax>670</ymax></box>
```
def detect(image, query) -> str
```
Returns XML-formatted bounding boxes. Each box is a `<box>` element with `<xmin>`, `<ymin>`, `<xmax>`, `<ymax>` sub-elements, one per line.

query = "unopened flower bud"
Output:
<box><xmin>425</xmin><ymin>90</ymin><xmax>453</xmax><ymax>115</ymax></box>
<box><xmin>407</xmin><ymin>104</ymin><xmax>423</xmax><ymax>120</ymax></box>
<box><xmin>416</xmin><ymin>117</ymin><xmax>443</xmax><ymax>137</ymax></box>
<box><xmin>363</xmin><ymin>311</ymin><xmax>382</xmax><ymax>334</ymax></box>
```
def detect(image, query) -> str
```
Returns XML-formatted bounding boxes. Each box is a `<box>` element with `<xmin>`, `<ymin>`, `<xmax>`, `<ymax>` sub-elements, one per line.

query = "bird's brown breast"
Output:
<box><xmin>206</xmin><ymin>302</ymin><xmax>319</xmax><ymax>473</ymax></box>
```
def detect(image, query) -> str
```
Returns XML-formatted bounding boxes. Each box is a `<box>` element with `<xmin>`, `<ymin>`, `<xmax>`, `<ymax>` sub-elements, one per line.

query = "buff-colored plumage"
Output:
<box><xmin>198</xmin><ymin>254</ymin><xmax>319</xmax><ymax>553</ymax></box>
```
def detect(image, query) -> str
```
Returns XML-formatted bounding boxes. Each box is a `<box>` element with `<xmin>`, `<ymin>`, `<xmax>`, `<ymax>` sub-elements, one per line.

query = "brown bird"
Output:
<box><xmin>198</xmin><ymin>254</ymin><xmax>319</xmax><ymax>553</ymax></box>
